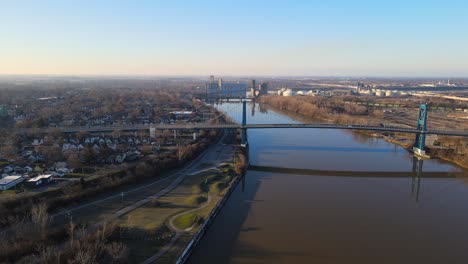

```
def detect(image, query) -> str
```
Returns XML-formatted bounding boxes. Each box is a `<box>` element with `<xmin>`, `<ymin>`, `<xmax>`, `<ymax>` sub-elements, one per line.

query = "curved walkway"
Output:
<box><xmin>169</xmin><ymin>195</ymin><xmax>213</xmax><ymax>233</ymax></box>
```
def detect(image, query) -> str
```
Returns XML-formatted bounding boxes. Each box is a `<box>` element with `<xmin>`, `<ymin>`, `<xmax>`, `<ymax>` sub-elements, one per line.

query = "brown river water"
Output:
<box><xmin>187</xmin><ymin>101</ymin><xmax>468</xmax><ymax>264</ymax></box>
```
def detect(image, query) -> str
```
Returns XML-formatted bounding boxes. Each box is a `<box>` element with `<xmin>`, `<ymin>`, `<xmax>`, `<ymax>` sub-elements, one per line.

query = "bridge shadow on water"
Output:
<box><xmin>248</xmin><ymin>165</ymin><xmax>465</xmax><ymax>178</ymax></box>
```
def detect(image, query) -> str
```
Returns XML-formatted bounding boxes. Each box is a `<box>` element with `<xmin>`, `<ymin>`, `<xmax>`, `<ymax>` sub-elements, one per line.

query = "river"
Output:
<box><xmin>188</xmin><ymin>101</ymin><xmax>468</xmax><ymax>264</ymax></box>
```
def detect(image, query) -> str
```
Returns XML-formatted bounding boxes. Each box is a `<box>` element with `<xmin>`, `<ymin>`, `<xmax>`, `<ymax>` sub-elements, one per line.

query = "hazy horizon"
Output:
<box><xmin>2</xmin><ymin>0</ymin><xmax>468</xmax><ymax>76</ymax></box>
<box><xmin>1</xmin><ymin>73</ymin><xmax>468</xmax><ymax>80</ymax></box>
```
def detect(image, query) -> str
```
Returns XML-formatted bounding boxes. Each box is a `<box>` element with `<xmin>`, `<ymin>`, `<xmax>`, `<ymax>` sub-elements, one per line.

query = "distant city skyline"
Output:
<box><xmin>1</xmin><ymin>0</ymin><xmax>468</xmax><ymax>77</ymax></box>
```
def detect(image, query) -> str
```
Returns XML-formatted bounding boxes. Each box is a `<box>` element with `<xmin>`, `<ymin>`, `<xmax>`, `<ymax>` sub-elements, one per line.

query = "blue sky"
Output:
<box><xmin>1</xmin><ymin>0</ymin><xmax>467</xmax><ymax>76</ymax></box>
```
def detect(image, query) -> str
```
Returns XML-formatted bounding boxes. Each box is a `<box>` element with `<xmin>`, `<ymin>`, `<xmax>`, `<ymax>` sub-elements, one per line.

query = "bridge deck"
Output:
<box><xmin>9</xmin><ymin>123</ymin><xmax>467</xmax><ymax>137</ymax></box>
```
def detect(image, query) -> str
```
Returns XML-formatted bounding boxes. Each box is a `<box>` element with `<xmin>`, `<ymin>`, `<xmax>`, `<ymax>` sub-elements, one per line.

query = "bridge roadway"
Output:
<box><xmin>10</xmin><ymin>123</ymin><xmax>468</xmax><ymax>137</ymax></box>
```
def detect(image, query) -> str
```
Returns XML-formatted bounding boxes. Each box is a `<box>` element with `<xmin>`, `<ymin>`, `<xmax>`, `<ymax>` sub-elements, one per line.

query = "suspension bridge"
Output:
<box><xmin>10</xmin><ymin>101</ymin><xmax>468</xmax><ymax>156</ymax></box>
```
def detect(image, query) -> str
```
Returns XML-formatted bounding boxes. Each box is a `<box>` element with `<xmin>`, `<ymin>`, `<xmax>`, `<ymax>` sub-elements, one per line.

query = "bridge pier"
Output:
<box><xmin>241</xmin><ymin>100</ymin><xmax>248</xmax><ymax>147</ymax></box>
<box><xmin>413</xmin><ymin>104</ymin><xmax>428</xmax><ymax>157</ymax></box>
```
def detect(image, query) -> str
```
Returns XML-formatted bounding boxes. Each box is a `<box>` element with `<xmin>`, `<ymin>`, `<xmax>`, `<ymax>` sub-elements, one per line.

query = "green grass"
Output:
<box><xmin>0</xmin><ymin>190</ymin><xmax>17</xmax><ymax>195</ymax></box>
<box><xmin>185</xmin><ymin>195</ymin><xmax>207</xmax><ymax>206</ymax></box>
<box><xmin>197</xmin><ymin>172</ymin><xmax>224</xmax><ymax>193</ymax></box>
<box><xmin>206</xmin><ymin>173</ymin><xmax>223</xmax><ymax>183</ymax></box>
<box><xmin>191</xmin><ymin>184</ymin><xmax>203</xmax><ymax>194</ymax></box>
<box><xmin>172</xmin><ymin>212</ymin><xmax>198</xmax><ymax>230</ymax></box>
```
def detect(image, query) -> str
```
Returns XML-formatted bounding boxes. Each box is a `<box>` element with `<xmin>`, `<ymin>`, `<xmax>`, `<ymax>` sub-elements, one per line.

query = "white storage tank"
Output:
<box><xmin>283</xmin><ymin>89</ymin><xmax>294</xmax><ymax>96</ymax></box>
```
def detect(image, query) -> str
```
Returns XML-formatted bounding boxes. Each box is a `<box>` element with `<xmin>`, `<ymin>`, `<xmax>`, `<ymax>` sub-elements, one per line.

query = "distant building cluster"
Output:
<box><xmin>356</xmin><ymin>82</ymin><xmax>408</xmax><ymax>97</ymax></box>
<box><xmin>276</xmin><ymin>88</ymin><xmax>329</xmax><ymax>97</ymax></box>
<box><xmin>206</xmin><ymin>75</ymin><xmax>247</xmax><ymax>98</ymax></box>
<box><xmin>277</xmin><ymin>88</ymin><xmax>294</xmax><ymax>96</ymax></box>
<box><xmin>418</xmin><ymin>79</ymin><xmax>457</xmax><ymax>88</ymax></box>
<box><xmin>205</xmin><ymin>76</ymin><xmax>269</xmax><ymax>99</ymax></box>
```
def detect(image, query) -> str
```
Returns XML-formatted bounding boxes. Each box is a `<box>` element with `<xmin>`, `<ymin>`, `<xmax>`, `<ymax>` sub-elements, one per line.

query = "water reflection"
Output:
<box><xmin>411</xmin><ymin>156</ymin><xmax>423</xmax><ymax>202</ymax></box>
<box><xmin>250</xmin><ymin>100</ymin><xmax>255</xmax><ymax>117</ymax></box>
<box><xmin>241</xmin><ymin>173</ymin><xmax>246</xmax><ymax>193</ymax></box>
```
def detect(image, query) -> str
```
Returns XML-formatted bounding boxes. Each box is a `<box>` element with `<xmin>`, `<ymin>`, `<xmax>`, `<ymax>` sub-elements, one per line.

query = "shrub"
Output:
<box><xmin>186</xmin><ymin>195</ymin><xmax>207</xmax><ymax>207</ymax></box>
<box><xmin>211</xmin><ymin>181</ymin><xmax>227</xmax><ymax>195</ymax></box>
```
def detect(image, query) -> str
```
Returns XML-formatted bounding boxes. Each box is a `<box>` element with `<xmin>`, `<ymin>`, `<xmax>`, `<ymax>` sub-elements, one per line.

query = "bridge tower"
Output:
<box><xmin>241</xmin><ymin>100</ymin><xmax>248</xmax><ymax>147</ymax></box>
<box><xmin>413</xmin><ymin>104</ymin><xmax>428</xmax><ymax>156</ymax></box>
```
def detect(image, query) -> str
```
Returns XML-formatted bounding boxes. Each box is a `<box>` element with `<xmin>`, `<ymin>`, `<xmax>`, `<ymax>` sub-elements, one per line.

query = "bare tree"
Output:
<box><xmin>104</xmin><ymin>242</ymin><xmax>129</xmax><ymax>263</ymax></box>
<box><xmin>67</xmin><ymin>153</ymin><xmax>82</xmax><ymax>173</ymax></box>
<box><xmin>162</xmin><ymin>130</ymin><xmax>172</xmax><ymax>143</ymax></box>
<box><xmin>234</xmin><ymin>153</ymin><xmax>247</xmax><ymax>175</ymax></box>
<box><xmin>111</xmin><ymin>130</ymin><xmax>121</xmax><ymax>139</ymax></box>
<box><xmin>31</xmin><ymin>202</ymin><xmax>49</xmax><ymax>240</ymax></box>
<box><xmin>177</xmin><ymin>145</ymin><xmax>193</xmax><ymax>161</ymax></box>
<box><xmin>77</xmin><ymin>131</ymin><xmax>90</xmax><ymax>143</ymax></box>
<box><xmin>36</xmin><ymin>244</ymin><xmax>61</xmax><ymax>264</ymax></box>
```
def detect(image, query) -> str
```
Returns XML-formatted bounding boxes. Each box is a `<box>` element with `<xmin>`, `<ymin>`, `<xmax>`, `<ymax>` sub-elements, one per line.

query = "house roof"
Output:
<box><xmin>28</xmin><ymin>174</ymin><xmax>52</xmax><ymax>182</ymax></box>
<box><xmin>0</xmin><ymin>176</ymin><xmax>23</xmax><ymax>185</ymax></box>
